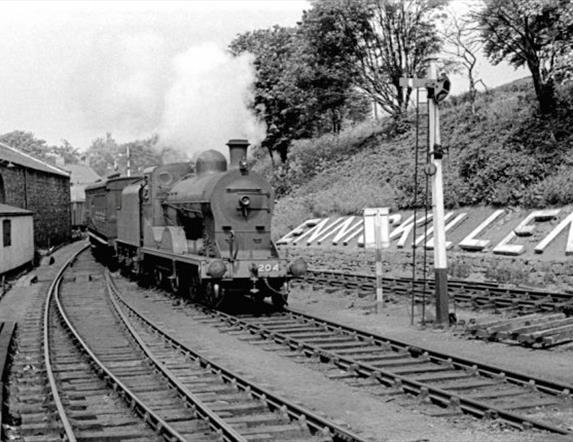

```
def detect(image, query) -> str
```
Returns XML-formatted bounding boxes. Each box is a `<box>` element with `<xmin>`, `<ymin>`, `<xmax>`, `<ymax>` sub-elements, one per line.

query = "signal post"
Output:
<box><xmin>400</xmin><ymin>62</ymin><xmax>450</xmax><ymax>326</ymax></box>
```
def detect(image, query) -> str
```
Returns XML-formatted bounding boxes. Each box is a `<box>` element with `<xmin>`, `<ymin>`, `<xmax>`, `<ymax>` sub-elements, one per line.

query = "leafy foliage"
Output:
<box><xmin>440</xmin><ymin>7</ymin><xmax>486</xmax><ymax>113</ymax></box>
<box><xmin>229</xmin><ymin>22</ymin><xmax>370</xmax><ymax>163</ymax></box>
<box><xmin>475</xmin><ymin>0</ymin><xmax>573</xmax><ymax>113</ymax></box>
<box><xmin>320</xmin><ymin>0</ymin><xmax>446</xmax><ymax>116</ymax></box>
<box><xmin>296</xmin><ymin>1</ymin><xmax>371</xmax><ymax>133</ymax></box>
<box><xmin>0</xmin><ymin>130</ymin><xmax>80</xmax><ymax>166</ymax></box>
<box><xmin>229</xmin><ymin>26</ymin><xmax>311</xmax><ymax>163</ymax></box>
<box><xmin>270</xmin><ymin>79</ymin><xmax>573</xmax><ymax>240</ymax></box>
<box><xmin>85</xmin><ymin>133</ymin><xmax>186</xmax><ymax>178</ymax></box>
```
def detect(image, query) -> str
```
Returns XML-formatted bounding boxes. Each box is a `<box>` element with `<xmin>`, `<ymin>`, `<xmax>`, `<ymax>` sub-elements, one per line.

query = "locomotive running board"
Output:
<box><xmin>88</xmin><ymin>231</ymin><xmax>109</xmax><ymax>246</ymax></box>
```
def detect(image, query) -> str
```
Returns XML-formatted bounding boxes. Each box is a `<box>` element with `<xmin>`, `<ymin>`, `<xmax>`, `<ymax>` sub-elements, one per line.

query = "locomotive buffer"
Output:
<box><xmin>399</xmin><ymin>62</ymin><xmax>451</xmax><ymax>326</ymax></box>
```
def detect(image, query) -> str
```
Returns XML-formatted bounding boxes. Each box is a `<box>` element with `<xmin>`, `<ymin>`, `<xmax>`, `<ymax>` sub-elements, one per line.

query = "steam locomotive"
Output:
<box><xmin>85</xmin><ymin>139</ymin><xmax>306</xmax><ymax>308</ymax></box>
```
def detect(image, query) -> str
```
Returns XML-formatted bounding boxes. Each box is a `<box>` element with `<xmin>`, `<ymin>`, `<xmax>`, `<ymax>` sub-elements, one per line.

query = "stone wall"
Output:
<box><xmin>0</xmin><ymin>166</ymin><xmax>71</xmax><ymax>248</ymax></box>
<box><xmin>283</xmin><ymin>246</ymin><xmax>573</xmax><ymax>291</ymax></box>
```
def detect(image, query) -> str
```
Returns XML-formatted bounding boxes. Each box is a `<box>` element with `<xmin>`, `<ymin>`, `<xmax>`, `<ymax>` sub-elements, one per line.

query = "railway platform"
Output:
<box><xmin>0</xmin><ymin>240</ymin><xmax>86</xmax><ymax>324</ymax></box>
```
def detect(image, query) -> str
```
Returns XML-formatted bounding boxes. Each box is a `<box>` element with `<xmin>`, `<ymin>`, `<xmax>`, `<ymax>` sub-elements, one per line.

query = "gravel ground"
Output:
<box><xmin>116</xmin><ymin>276</ymin><xmax>571</xmax><ymax>442</ymax></box>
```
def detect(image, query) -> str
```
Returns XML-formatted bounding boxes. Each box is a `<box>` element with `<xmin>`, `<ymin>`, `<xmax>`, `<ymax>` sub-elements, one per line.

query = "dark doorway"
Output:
<box><xmin>0</xmin><ymin>175</ymin><xmax>5</xmax><ymax>204</ymax></box>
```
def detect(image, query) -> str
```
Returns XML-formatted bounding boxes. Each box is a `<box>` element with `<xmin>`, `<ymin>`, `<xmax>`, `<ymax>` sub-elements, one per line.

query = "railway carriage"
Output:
<box><xmin>86</xmin><ymin>139</ymin><xmax>306</xmax><ymax>308</ymax></box>
<box><xmin>85</xmin><ymin>175</ymin><xmax>141</xmax><ymax>262</ymax></box>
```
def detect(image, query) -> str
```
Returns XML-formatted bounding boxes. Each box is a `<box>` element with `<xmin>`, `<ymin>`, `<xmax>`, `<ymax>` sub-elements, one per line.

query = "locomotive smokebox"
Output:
<box><xmin>227</xmin><ymin>139</ymin><xmax>249</xmax><ymax>169</ymax></box>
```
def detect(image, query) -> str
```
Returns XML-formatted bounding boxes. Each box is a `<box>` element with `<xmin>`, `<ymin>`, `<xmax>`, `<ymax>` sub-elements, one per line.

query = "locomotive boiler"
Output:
<box><xmin>86</xmin><ymin>139</ymin><xmax>306</xmax><ymax>308</ymax></box>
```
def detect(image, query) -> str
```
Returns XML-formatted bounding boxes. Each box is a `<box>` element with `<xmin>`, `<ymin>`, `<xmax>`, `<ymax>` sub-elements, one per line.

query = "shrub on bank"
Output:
<box><xmin>266</xmin><ymin>78</ymin><xmax>573</xmax><ymax>240</ymax></box>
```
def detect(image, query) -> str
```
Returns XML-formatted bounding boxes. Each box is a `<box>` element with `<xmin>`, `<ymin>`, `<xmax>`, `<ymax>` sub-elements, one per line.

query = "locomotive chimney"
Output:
<box><xmin>227</xmin><ymin>139</ymin><xmax>249</xmax><ymax>169</ymax></box>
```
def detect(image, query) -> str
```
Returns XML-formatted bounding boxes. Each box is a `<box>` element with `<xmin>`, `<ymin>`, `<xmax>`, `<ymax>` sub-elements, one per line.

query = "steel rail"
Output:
<box><xmin>43</xmin><ymin>245</ymin><xmax>88</xmax><ymax>442</ymax></box>
<box><xmin>107</xmin><ymin>274</ymin><xmax>368</xmax><ymax>442</ymax></box>
<box><xmin>104</xmin><ymin>273</ymin><xmax>248</xmax><ymax>442</ymax></box>
<box><xmin>53</xmin><ymin>249</ymin><xmax>189</xmax><ymax>441</ymax></box>
<box><xmin>209</xmin><ymin>307</ymin><xmax>572</xmax><ymax>435</ymax></box>
<box><xmin>307</xmin><ymin>269</ymin><xmax>573</xmax><ymax>311</ymax></box>
<box><xmin>283</xmin><ymin>308</ymin><xmax>573</xmax><ymax>396</ymax></box>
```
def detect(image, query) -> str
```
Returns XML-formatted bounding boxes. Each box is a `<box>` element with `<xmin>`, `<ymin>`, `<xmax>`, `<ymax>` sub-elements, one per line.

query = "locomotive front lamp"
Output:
<box><xmin>288</xmin><ymin>258</ymin><xmax>307</xmax><ymax>278</ymax></box>
<box><xmin>239</xmin><ymin>195</ymin><xmax>251</xmax><ymax>218</ymax></box>
<box><xmin>239</xmin><ymin>196</ymin><xmax>251</xmax><ymax>207</ymax></box>
<box><xmin>207</xmin><ymin>260</ymin><xmax>227</xmax><ymax>278</ymax></box>
<box><xmin>239</xmin><ymin>158</ymin><xmax>248</xmax><ymax>174</ymax></box>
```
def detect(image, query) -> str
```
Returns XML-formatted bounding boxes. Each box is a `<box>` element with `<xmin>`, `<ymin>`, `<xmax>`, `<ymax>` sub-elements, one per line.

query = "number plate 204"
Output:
<box><xmin>257</xmin><ymin>263</ymin><xmax>281</xmax><ymax>274</ymax></box>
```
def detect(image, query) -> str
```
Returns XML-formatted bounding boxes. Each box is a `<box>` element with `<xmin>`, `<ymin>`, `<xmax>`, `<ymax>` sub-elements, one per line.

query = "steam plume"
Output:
<box><xmin>74</xmin><ymin>36</ymin><xmax>265</xmax><ymax>157</ymax></box>
<box><xmin>159</xmin><ymin>43</ymin><xmax>266</xmax><ymax>156</ymax></box>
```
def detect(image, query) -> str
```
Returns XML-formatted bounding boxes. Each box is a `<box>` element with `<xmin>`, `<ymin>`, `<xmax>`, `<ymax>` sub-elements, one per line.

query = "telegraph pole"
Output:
<box><xmin>126</xmin><ymin>144</ymin><xmax>131</xmax><ymax>177</ymax></box>
<box><xmin>400</xmin><ymin>62</ymin><xmax>450</xmax><ymax>326</ymax></box>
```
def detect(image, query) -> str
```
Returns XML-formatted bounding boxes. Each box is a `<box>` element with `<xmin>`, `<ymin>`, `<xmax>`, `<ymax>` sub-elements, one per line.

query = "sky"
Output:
<box><xmin>0</xmin><ymin>0</ymin><xmax>527</xmax><ymax>155</ymax></box>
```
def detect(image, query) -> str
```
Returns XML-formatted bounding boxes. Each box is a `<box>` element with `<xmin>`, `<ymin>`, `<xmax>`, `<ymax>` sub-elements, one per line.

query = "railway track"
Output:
<box><xmin>6</xmin><ymin>246</ymin><xmax>370</xmax><ymax>442</ymax></box>
<box><xmin>191</xmin><ymin>305</ymin><xmax>573</xmax><ymax>437</ymax></box>
<box><xmin>305</xmin><ymin>268</ymin><xmax>573</xmax><ymax>315</ymax></box>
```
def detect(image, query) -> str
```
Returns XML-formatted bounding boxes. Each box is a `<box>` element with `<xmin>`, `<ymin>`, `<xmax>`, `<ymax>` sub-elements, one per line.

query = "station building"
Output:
<box><xmin>0</xmin><ymin>142</ymin><xmax>71</xmax><ymax>250</ymax></box>
<box><xmin>0</xmin><ymin>204</ymin><xmax>34</xmax><ymax>274</ymax></box>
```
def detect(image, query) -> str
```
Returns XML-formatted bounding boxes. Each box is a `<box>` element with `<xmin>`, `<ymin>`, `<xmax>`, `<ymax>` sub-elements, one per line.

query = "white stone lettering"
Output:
<box><xmin>535</xmin><ymin>211</ymin><xmax>573</xmax><ymax>255</ymax></box>
<box><xmin>329</xmin><ymin>217</ymin><xmax>362</xmax><ymax>245</ymax></box>
<box><xmin>414</xmin><ymin>212</ymin><xmax>455</xmax><ymax>247</ymax></box>
<box><xmin>459</xmin><ymin>209</ymin><xmax>504</xmax><ymax>251</ymax></box>
<box><xmin>276</xmin><ymin>218</ymin><xmax>321</xmax><ymax>245</ymax></box>
<box><xmin>391</xmin><ymin>214</ymin><xmax>432</xmax><ymax>248</ymax></box>
<box><xmin>311</xmin><ymin>217</ymin><xmax>349</xmax><ymax>245</ymax></box>
<box><xmin>292</xmin><ymin>218</ymin><xmax>333</xmax><ymax>246</ymax></box>
<box><xmin>493</xmin><ymin>209</ymin><xmax>560</xmax><ymax>255</ymax></box>
<box><xmin>425</xmin><ymin>213</ymin><xmax>468</xmax><ymax>249</ymax></box>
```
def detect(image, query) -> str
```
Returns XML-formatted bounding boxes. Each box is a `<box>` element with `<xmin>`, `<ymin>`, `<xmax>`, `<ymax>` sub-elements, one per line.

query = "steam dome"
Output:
<box><xmin>195</xmin><ymin>150</ymin><xmax>227</xmax><ymax>175</ymax></box>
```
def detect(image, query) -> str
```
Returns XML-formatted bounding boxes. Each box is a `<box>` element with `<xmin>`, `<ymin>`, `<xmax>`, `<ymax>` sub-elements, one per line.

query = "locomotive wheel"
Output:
<box><xmin>271</xmin><ymin>292</ymin><xmax>288</xmax><ymax>309</ymax></box>
<box><xmin>204</xmin><ymin>282</ymin><xmax>225</xmax><ymax>308</ymax></box>
<box><xmin>137</xmin><ymin>262</ymin><xmax>153</xmax><ymax>288</ymax></box>
<box><xmin>188</xmin><ymin>275</ymin><xmax>201</xmax><ymax>301</ymax></box>
<box><xmin>153</xmin><ymin>269</ymin><xmax>165</xmax><ymax>288</ymax></box>
<box><xmin>169</xmin><ymin>273</ymin><xmax>180</xmax><ymax>293</ymax></box>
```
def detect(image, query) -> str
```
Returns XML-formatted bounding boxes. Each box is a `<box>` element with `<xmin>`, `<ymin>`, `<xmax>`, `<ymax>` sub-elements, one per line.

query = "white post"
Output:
<box><xmin>364</xmin><ymin>208</ymin><xmax>390</xmax><ymax>313</ymax></box>
<box><xmin>428</xmin><ymin>62</ymin><xmax>449</xmax><ymax>325</ymax></box>
<box><xmin>126</xmin><ymin>144</ymin><xmax>131</xmax><ymax>177</ymax></box>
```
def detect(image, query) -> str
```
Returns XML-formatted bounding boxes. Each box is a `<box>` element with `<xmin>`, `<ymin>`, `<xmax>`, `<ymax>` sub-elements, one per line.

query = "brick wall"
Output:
<box><xmin>0</xmin><ymin>165</ymin><xmax>71</xmax><ymax>248</ymax></box>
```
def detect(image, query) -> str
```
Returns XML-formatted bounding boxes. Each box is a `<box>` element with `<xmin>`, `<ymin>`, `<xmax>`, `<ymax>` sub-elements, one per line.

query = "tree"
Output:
<box><xmin>329</xmin><ymin>0</ymin><xmax>446</xmax><ymax>117</ymax></box>
<box><xmin>0</xmin><ymin>131</ymin><xmax>81</xmax><ymax>166</ymax></box>
<box><xmin>475</xmin><ymin>0</ymin><xmax>573</xmax><ymax>113</ymax></box>
<box><xmin>230</xmin><ymin>26</ymin><xmax>313</xmax><ymax>163</ymax></box>
<box><xmin>52</xmin><ymin>140</ymin><xmax>81</xmax><ymax>165</ymax></box>
<box><xmin>0</xmin><ymin>131</ymin><xmax>51</xmax><ymax>160</ymax></box>
<box><xmin>297</xmin><ymin>2</ymin><xmax>368</xmax><ymax>134</ymax></box>
<box><xmin>86</xmin><ymin>133</ymin><xmax>120</xmax><ymax>177</ymax></box>
<box><xmin>440</xmin><ymin>7</ymin><xmax>487</xmax><ymax>113</ymax></box>
<box><xmin>85</xmin><ymin>133</ymin><xmax>185</xmax><ymax>177</ymax></box>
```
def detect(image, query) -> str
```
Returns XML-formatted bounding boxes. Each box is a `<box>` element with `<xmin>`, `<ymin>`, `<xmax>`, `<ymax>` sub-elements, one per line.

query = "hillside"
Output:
<box><xmin>265</xmin><ymin>78</ymin><xmax>573</xmax><ymax>240</ymax></box>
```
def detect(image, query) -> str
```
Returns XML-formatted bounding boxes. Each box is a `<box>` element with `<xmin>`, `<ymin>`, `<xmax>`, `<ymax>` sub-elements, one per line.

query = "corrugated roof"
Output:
<box><xmin>0</xmin><ymin>203</ymin><xmax>33</xmax><ymax>217</ymax></box>
<box><xmin>65</xmin><ymin>163</ymin><xmax>101</xmax><ymax>184</ymax></box>
<box><xmin>0</xmin><ymin>142</ymin><xmax>70</xmax><ymax>177</ymax></box>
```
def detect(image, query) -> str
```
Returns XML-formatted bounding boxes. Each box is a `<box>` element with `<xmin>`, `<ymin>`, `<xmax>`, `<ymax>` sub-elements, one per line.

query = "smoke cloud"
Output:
<box><xmin>73</xmin><ymin>36</ymin><xmax>265</xmax><ymax>158</ymax></box>
<box><xmin>72</xmin><ymin>32</ymin><xmax>171</xmax><ymax>138</ymax></box>
<box><xmin>159</xmin><ymin>43</ymin><xmax>266</xmax><ymax>157</ymax></box>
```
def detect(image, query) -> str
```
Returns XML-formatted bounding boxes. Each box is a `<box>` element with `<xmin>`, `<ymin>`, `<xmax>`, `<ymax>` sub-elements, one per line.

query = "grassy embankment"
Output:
<box><xmin>257</xmin><ymin>78</ymin><xmax>573</xmax><ymax>241</ymax></box>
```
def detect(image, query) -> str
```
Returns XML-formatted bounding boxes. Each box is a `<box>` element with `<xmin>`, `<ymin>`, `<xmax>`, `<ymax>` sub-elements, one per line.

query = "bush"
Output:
<box><xmin>272</xmin><ymin>196</ymin><xmax>314</xmax><ymax>241</ymax></box>
<box><xmin>524</xmin><ymin>167</ymin><xmax>573</xmax><ymax>207</ymax></box>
